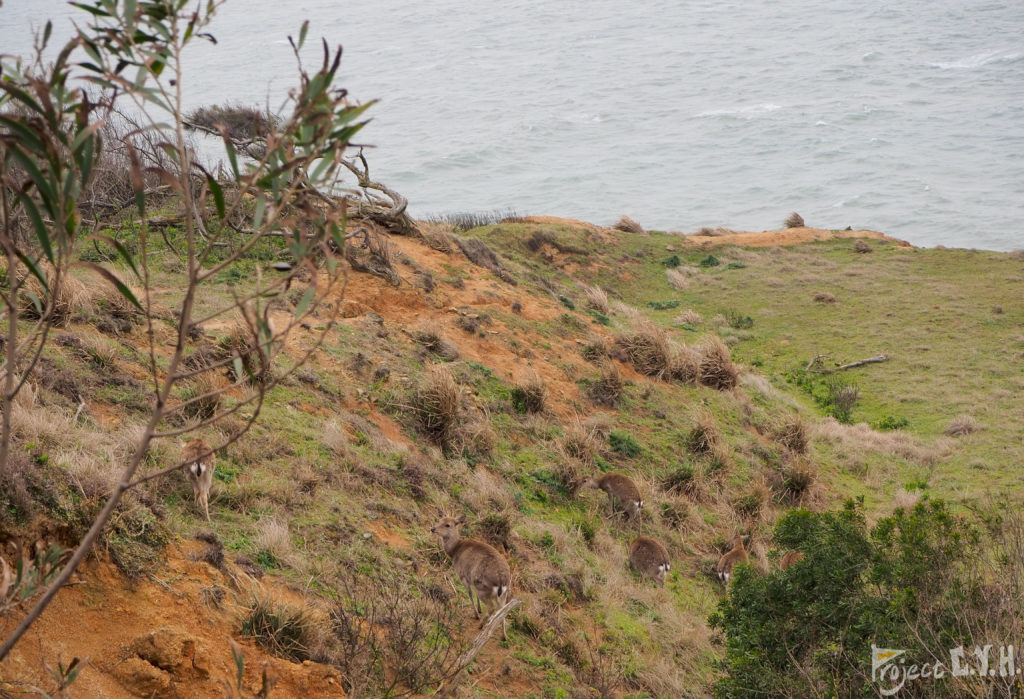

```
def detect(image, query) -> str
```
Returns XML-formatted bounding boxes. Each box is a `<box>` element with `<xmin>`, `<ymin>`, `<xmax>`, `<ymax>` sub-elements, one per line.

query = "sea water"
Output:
<box><xmin>2</xmin><ymin>0</ymin><xmax>1022</xmax><ymax>249</ymax></box>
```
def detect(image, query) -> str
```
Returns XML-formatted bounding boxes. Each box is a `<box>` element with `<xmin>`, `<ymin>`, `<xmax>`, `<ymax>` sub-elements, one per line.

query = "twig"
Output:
<box><xmin>437</xmin><ymin>598</ymin><xmax>522</xmax><ymax>698</ymax></box>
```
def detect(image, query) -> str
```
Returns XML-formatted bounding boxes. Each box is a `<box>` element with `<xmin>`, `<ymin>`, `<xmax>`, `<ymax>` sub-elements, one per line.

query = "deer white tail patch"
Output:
<box><xmin>637</xmin><ymin>500</ymin><xmax>644</xmax><ymax>509</ymax></box>
<box><xmin>190</xmin><ymin>462</ymin><xmax>204</xmax><ymax>478</ymax></box>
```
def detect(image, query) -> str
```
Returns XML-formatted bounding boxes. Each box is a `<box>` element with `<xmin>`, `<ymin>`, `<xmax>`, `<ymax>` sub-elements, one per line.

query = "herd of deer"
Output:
<box><xmin>179</xmin><ymin>439</ymin><xmax>804</xmax><ymax>630</ymax></box>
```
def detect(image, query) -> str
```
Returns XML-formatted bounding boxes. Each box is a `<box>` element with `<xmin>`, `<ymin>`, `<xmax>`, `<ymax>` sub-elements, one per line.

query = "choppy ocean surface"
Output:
<box><xmin>2</xmin><ymin>0</ymin><xmax>1023</xmax><ymax>249</ymax></box>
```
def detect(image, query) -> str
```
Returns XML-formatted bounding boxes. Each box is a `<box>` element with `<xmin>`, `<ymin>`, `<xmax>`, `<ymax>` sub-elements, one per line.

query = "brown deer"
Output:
<box><xmin>629</xmin><ymin>536</ymin><xmax>671</xmax><ymax>587</ymax></box>
<box><xmin>430</xmin><ymin>514</ymin><xmax>511</xmax><ymax>635</ymax></box>
<box><xmin>581</xmin><ymin>473</ymin><xmax>643</xmax><ymax>522</ymax></box>
<box><xmin>779</xmin><ymin>551</ymin><xmax>804</xmax><ymax>570</ymax></box>
<box><xmin>181</xmin><ymin>438</ymin><xmax>215</xmax><ymax>521</ymax></box>
<box><xmin>716</xmin><ymin>533</ymin><xmax>749</xmax><ymax>584</ymax></box>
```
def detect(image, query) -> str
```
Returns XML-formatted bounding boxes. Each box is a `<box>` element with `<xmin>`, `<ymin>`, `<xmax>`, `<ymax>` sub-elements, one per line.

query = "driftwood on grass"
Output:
<box><xmin>341</xmin><ymin>150</ymin><xmax>420</xmax><ymax>237</ymax></box>
<box><xmin>437</xmin><ymin>598</ymin><xmax>523</xmax><ymax>697</ymax></box>
<box><xmin>344</xmin><ymin>226</ymin><xmax>401</xmax><ymax>286</ymax></box>
<box><xmin>806</xmin><ymin>354</ymin><xmax>890</xmax><ymax>374</ymax></box>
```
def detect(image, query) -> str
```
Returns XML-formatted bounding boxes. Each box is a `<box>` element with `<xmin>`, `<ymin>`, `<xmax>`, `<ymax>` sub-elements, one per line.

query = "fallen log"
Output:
<box><xmin>806</xmin><ymin>354</ymin><xmax>890</xmax><ymax>374</ymax></box>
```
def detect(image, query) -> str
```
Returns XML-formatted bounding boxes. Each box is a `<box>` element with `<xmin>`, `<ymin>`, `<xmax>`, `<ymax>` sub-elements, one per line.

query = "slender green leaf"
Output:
<box><xmin>297</xmin><ymin>20</ymin><xmax>309</xmax><ymax>50</ymax></box>
<box><xmin>75</xmin><ymin>262</ymin><xmax>142</xmax><ymax>310</ymax></box>
<box><xmin>293</xmin><ymin>283</ymin><xmax>316</xmax><ymax>317</ymax></box>
<box><xmin>253</xmin><ymin>195</ymin><xmax>266</xmax><ymax>229</ymax></box>
<box><xmin>14</xmin><ymin>250</ymin><xmax>48</xmax><ymax>293</ymax></box>
<box><xmin>90</xmin><ymin>234</ymin><xmax>141</xmax><ymax>279</ymax></box>
<box><xmin>16</xmin><ymin>195</ymin><xmax>55</xmax><ymax>264</ymax></box>
<box><xmin>206</xmin><ymin>175</ymin><xmax>225</xmax><ymax>220</ymax></box>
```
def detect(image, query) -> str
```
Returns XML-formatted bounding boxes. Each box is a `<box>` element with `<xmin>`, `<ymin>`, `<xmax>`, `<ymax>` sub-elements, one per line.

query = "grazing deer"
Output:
<box><xmin>430</xmin><ymin>514</ymin><xmax>511</xmax><ymax>635</ymax></box>
<box><xmin>581</xmin><ymin>473</ymin><xmax>643</xmax><ymax>522</ymax></box>
<box><xmin>779</xmin><ymin>551</ymin><xmax>804</xmax><ymax>571</ymax></box>
<box><xmin>716</xmin><ymin>533</ymin><xmax>749</xmax><ymax>584</ymax></box>
<box><xmin>181</xmin><ymin>438</ymin><xmax>215</xmax><ymax>521</ymax></box>
<box><xmin>629</xmin><ymin>536</ymin><xmax>671</xmax><ymax>587</ymax></box>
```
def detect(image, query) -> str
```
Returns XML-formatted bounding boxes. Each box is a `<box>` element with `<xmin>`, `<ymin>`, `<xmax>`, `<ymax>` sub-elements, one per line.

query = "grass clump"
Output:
<box><xmin>411</xmin><ymin>367</ymin><xmax>461</xmax><ymax>450</ymax></box>
<box><xmin>662</xmin><ymin>254</ymin><xmax>682</xmax><ymax>268</ymax></box>
<box><xmin>411</xmin><ymin>322</ymin><xmax>460</xmax><ymax>361</ymax></box>
<box><xmin>609</xmin><ymin>430</ymin><xmax>642</xmax><ymax>458</ymax></box>
<box><xmin>945</xmin><ymin>414</ymin><xmax>980</xmax><ymax>437</ymax></box>
<box><xmin>582</xmin><ymin>285</ymin><xmax>610</xmax><ymax>314</ymax></box>
<box><xmin>782</xmin><ymin>459</ymin><xmax>818</xmax><ymax>501</ymax></box>
<box><xmin>699</xmin><ymin>254</ymin><xmax>721</xmax><ymax>268</ymax></box>
<box><xmin>784</xmin><ymin>212</ymin><xmax>805</xmax><ymax>228</ymax></box>
<box><xmin>686</xmin><ymin>409</ymin><xmax>720</xmax><ymax>455</ymax></box>
<box><xmin>240</xmin><ymin>596</ymin><xmax>314</xmax><ymax>662</ymax></box>
<box><xmin>616</xmin><ymin>319</ymin><xmax>672</xmax><ymax>379</ymax></box>
<box><xmin>773</xmin><ymin>415</ymin><xmax>809</xmax><ymax>454</ymax></box>
<box><xmin>853</xmin><ymin>239</ymin><xmax>873</xmax><ymax>253</ymax></box>
<box><xmin>588</xmin><ymin>363</ymin><xmax>624</xmax><ymax>407</ymax></box>
<box><xmin>511</xmin><ymin>373</ymin><xmax>546</xmax><ymax>414</ymax></box>
<box><xmin>614</xmin><ymin>215</ymin><xmax>645</xmax><ymax>235</ymax></box>
<box><xmin>696</xmin><ymin>336</ymin><xmax>739</xmax><ymax>390</ymax></box>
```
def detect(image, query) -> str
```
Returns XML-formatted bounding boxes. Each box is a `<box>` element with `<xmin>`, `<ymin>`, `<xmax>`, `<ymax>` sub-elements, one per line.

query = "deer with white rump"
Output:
<box><xmin>716</xmin><ymin>532</ymin><xmax>750</xmax><ymax>584</ymax></box>
<box><xmin>581</xmin><ymin>472</ymin><xmax>643</xmax><ymax>522</ymax></box>
<box><xmin>430</xmin><ymin>514</ymin><xmax>512</xmax><ymax>636</ymax></box>
<box><xmin>181</xmin><ymin>438</ymin><xmax>215</xmax><ymax>521</ymax></box>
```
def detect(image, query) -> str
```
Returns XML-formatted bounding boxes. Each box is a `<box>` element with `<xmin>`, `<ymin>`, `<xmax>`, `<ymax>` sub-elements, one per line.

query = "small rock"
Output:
<box><xmin>114</xmin><ymin>657</ymin><xmax>171</xmax><ymax>697</ymax></box>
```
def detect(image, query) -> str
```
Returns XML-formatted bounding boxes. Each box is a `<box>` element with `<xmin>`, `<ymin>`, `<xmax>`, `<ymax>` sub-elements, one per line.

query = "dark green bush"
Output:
<box><xmin>699</xmin><ymin>254</ymin><xmax>720</xmax><ymax>268</ymax></box>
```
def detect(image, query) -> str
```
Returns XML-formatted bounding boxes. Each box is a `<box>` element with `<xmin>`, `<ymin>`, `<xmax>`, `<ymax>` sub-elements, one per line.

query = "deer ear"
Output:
<box><xmin>455</xmin><ymin>514</ymin><xmax>467</xmax><ymax>526</ymax></box>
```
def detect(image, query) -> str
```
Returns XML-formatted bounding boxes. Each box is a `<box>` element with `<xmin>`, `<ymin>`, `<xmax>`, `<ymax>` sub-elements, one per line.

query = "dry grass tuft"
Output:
<box><xmin>558</xmin><ymin>420</ymin><xmax>600</xmax><ymax>473</ymax></box>
<box><xmin>813</xmin><ymin>291</ymin><xmax>837</xmax><ymax>304</ymax></box>
<box><xmin>892</xmin><ymin>488</ymin><xmax>922</xmax><ymax>511</ymax></box>
<box><xmin>582</xmin><ymin>285</ymin><xmax>610</xmax><ymax>314</ymax></box>
<box><xmin>511</xmin><ymin>372</ymin><xmax>547</xmax><ymax>414</ymax></box>
<box><xmin>686</xmin><ymin>409</ymin><xmax>720</xmax><ymax>455</ymax></box>
<box><xmin>945</xmin><ymin>414</ymin><xmax>980</xmax><ymax>437</ymax></box>
<box><xmin>411</xmin><ymin>367</ymin><xmax>461</xmax><ymax>450</ymax></box>
<box><xmin>614</xmin><ymin>215</ymin><xmax>645</xmax><ymax>235</ymax></box>
<box><xmin>773</xmin><ymin>415</ymin><xmax>809</xmax><ymax>454</ymax></box>
<box><xmin>813</xmin><ymin>417</ymin><xmax>952</xmax><ymax>466</ymax></box>
<box><xmin>666</xmin><ymin>266</ymin><xmax>697</xmax><ymax>291</ymax></box>
<box><xmin>853</xmin><ymin>239</ymin><xmax>873</xmax><ymax>254</ymax></box>
<box><xmin>321</xmin><ymin>418</ymin><xmax>350</xmax><ymax>458</ymax></box>
<box><xmin>616</xmin><ymin>318</ymin><xmax>672</xmax><ymax>378</ymax></box>
<box><xmin>784</xmin><ymin>212</ymin><xmax>805</xmax><ymax>228</ymax></box>
<box><xmin>667</xmin><ymin>342</ymin><xmax>700</xmax><ymax>384</ymax></box>
<box><xmin>782</xmin><ymin>459</ymin><xmax>818</xmax><ymax>502</ymax></box>
<box><xmin>18</xmin><ymin>266</ymin><xmax>91</xmax><ymax>326</ymax></box>
<box><xmin>410</xmin><ymin>321</ymin><xmax>459</xmax><ymax>361</ymax></box>
<box><xmin>696</xmin><ymin>335</ymin><xmax>739</xmax><ymax>390</ymax></box>
<box><xmin>420</xmin><ymin>224</ymin><xmax>455</xmax><ymax>253</ymax></box>
<box><xmin>588</xmin><ymin>362</ymin><xmax>624</xmax><ymax>407</ymax></box>
<box><xmin>676</xmin><ymin>309</ymin><xmax>703</xmax><ymax>325</ymax></box>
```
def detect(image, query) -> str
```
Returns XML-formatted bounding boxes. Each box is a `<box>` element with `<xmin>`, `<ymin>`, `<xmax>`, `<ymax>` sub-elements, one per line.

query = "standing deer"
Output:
<box><xmin>181</xmin><ymin>438</ymin><xmax>215</xmax><ymax>521</ymax></box>
<box><xmin>629</xmin><ymin>536</ymin><xmax>671</xmax><ymax>587</ymax></box>
<box><xmin>430</xmin><ymin>514</ymin><xmax>511</xmax><ymax>635</ymax></box>
<box><xmin>581</xmin><ymin>473</ymin><xmax>643</xmax><ymax>522</ymax></box>
<box><xmin>779</xmin><ymin>551</ymin><xmax>804</xmax><ymax>570</ymax></box>
<box><xmin>716</xmin><ymin>533</ymin><xmax>749</xmax><ymax>584</ymax></box>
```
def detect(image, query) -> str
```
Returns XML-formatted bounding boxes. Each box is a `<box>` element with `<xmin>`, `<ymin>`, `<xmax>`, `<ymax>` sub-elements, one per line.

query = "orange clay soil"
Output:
<box><xmin>0</xmin><ymin>540</ymin><xmax>345</xmax><ymax>698</ymax></box>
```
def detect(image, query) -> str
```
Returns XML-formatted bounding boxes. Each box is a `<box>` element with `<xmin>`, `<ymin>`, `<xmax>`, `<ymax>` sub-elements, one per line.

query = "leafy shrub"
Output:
<box><xmin>874</xmin><ymin>415</ymin><xmax>909</xmax><ymax>431</ymax></box>
<box><xmin>712</xmin><ymin>499</ymin><xmax>991</xmax><ymax>698</ymax></box>
<box><xmin>724</xmin><ymin>310</ymin><xmax>754</xmax><ymax>329</ymax></box>
<box><xmin>699</xmin><ymin>254</ymin><xmax>720</xmax><ymax>268</ymax></box>
<box><xmin>725</xmin><ymin>261</ymin><xmax>746</xmax><ymax>270</ymax></box>
<box><xmin>558</xmin><ymin>295</ymin><xmax>576</xmax><ymax>310</ymax></box>
<box><xmin>608</xmin><ymin>431</ymin><xmax>642</xmax><ymax>458</ymax></box>
<box><xmin>662</xmin><ymin>255</ymin><xmax>682</xmax><ymax>268</ymax></box>
<box><xmin>586</xmin><ymin>309</ymin><xmax>611</xmax><ymax>326</ymax></box>
<box><xmin>646</xmin><ymin>300</ymin><xmax>680</xmax><ymax>311</ymax></box>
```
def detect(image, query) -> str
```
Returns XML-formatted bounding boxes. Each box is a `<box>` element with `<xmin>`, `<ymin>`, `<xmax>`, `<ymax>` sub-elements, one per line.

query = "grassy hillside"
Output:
<box><xmin>1</xmin><ymin>213</ymin><xmax>1020</xmax><ymax>697</ymax></box>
